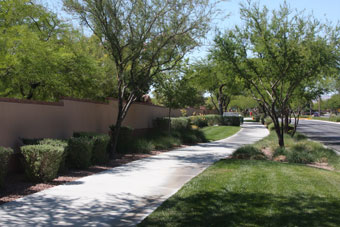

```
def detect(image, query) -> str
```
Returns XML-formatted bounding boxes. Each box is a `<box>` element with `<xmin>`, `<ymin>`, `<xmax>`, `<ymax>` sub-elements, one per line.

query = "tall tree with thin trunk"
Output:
<box><xmin>186</xmin><ymin>60</ymin><xmax>243</xmax><ymax>115</ymax></box>
<box><xmin>213</xmin><ymin>0</ymin><xmax>339</xmax><ymax>147</ymax></box>
<box><xmin>63</xmin><ymin>0</ymin><xmax>215</xmax><ymax>154</ymax></box>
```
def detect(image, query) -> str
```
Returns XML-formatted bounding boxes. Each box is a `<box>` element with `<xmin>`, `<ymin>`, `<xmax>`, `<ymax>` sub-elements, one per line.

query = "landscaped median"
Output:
<box><xmin>299</xmin><ymin>115</ymin><xmax>340</xmax><ymax>122</ymax></box>
<box><xmin>139</xmin><ymin>121</ymin><xmax>340</xmax><ymax>227</ymax></box>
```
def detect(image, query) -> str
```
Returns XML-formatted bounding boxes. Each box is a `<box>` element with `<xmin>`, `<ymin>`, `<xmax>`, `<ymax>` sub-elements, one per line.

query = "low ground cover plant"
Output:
<box><xmin>232</xmin><ymin>145</ymin><xmax>267</xmax><ymax>160</ymax></box>
<box><xmin>21</xmin><ymin>144</ymin><xmax>65</xmax><ymax>182</ymax></box>
<box><xmin>0</xmin><ymin>147</ymin><xmax>13</xmax><ymax>188</ymax></box>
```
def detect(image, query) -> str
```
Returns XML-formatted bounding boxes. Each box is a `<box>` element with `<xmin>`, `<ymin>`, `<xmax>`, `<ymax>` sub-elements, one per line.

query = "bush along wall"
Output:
<box><xmin>66</xmin><ymin>137</ymin><xmax>93</xmax><ymax>169</ymax></box>
<box><xmin>73</xmin><ymin>131</ymin><xmax>111</xmax><ymax>164</ymax></box>
<box><xmin>154</xmin><ymin>114</ymin><xmax>243</xmax><ymax>130</ymax></box>
<box><xmin>91</xmin><ymin>135</ymin><xmax>111</xmax><ymax>164</ymax></box>
<box><xmin>21</xmin><ymin>144</ymin><xmax>65</xmax><ymax>182</ymax></box>
<box><xmin>0</xmin><ymin>147</ymin><xmax>13</xmax><ymax>188</ymax></box>
<box><xmin>153</xmin><ymin>117</ymin><xmax>190</xmax><ymax>130</ymax></box>
<box><xmin>109</xmin><ymin>125</ymin><xmax>134</xmax><ymax>154</ymax></box>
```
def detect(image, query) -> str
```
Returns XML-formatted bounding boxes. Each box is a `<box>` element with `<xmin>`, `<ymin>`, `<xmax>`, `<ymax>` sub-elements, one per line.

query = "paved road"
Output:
<box><xmin>0</xmin><ymin>122</ymin><xmax>268</xmax><ymax>226</ymax></box>
<box><xmin>297</xmin><ymin>119</ymin><xmax>340</xmax><ymax>154</ymax></box>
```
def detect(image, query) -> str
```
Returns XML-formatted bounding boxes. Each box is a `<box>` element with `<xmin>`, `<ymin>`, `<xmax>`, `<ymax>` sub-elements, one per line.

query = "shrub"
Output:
<box><xmin>92</xmin><ymin>135</ymin><xmax>110</xmax><ymax>164</ymax></box>
<box><xmin>180</xmin><ymin>129</ymin><xmax>207</xmax><ymax>144</ymax></box>
<box><xmin>152</xmin><ymin>136</ymin><xmax>182</xmax><ymax>150</ymax></box>
<box><xmin>190</xmin><ymin>115</ymin><xmax>208</xmax><ymax>128</ymax></box>
<box><xmin>73</xmin><ymin>131</ymin><xmax>105</xmax><ymax>138</ymax></box>
<box><xmin>295</xmin><ymin>133</ymin><xmax>307</xmax><ymax>141</ymax></box>
<box><xmin>205</xmin><ymin>115</ymin><xmax>223</xmax><ymax>126</ymax></box>
<box><xmin>286</xmin><ymin>144</ymin><xmax>315</xmax><ymax>164</ymax></box>
<box><xmin>232</xmin><ymin>146</ymin><xmax>267</xmax><ymax>160</ymax></box>
<box><xmin>221</xmin><ymin>116</ymin><xmax>243</xmax><ymax>126</ymax></box>
<box><xmin>66</xmin><ymin>137</ymin><xmax>93</xmax><ymax>169</ymax></box>
<box><xmin>39</xmin><ymin>138</ymin><xmax>68</xmax><ymax>172</ymax></box>
<box><xmin>129</xmin><ymin>139</ymin><xmax>155</xmax><ymax>153</ymax></box>
<box><xmin>171</xmin><ymin>117</ymin><xmax>191</xmax><ymax>130</ymax></box>
<box><xmin>329</xmin><ymin>116</ymin><xmax>340</xmax><ymax>122</ymax></box>
<box><xmin>153</xmin><ymin>117</ymin><xmax>190</xmax><ymax>130</ymax></box>
<box><xmin>20</xmin><ymin>138</ymin><xmax>43</xmax><ymax>145</ymax></box>
<box><xmin>273</xmin><ymin>147</ymin><xmax>288</xmax><ymax>157</ymax></box>
<box><xmin>109</xmin><ymin>125</ymin><xmax>133</xmax><ymax>154</ymax></box>
<box><xmin>153</xmin><ymin>118</ymin><xmax>169</xmax><ymax>130</ymax></box>
<box><xmin>39</xmin><ymin>138</ymin><xmax>68</xmax><ymax>148</ymax></box>
<box><xmin>21</xmin><ymin>145</ymin><xmax>64</xmax><ymax>182</ymax></box>
<box><xmin>0</xmin><ymin>147</ymin><xmax>13</xmax><ymax>188</ymax></box>
<box><xmin>73</xmin><ymin>132</ymin><xmax>110</xmax><ymax>165</ymax></box>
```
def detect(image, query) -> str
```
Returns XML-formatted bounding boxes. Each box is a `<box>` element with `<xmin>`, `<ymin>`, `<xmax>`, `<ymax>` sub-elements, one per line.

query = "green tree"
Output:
<box><xmin>326</xmin><ymin>94</ymin><xmax>340</xmax><ymax>114</ymax></box>
<box><xmin>0</xmin><ymin>0</ymin><xmax>109</xmax><ymax>101</ymax></box>
<box><xmin>186</xmin><ymin>60</ymin><xmax>243</xmax><ymax>115</ymax></box>
<box><xmin>64</xmin><ymin>0</ymin><xmax>215</xmax><ymax>154</ymax></box>
<box><xmin>154</xmin><ymin>73</ymin><xmax>204</xmax><ymax>130</ymax></box>
<box><xmin>229</xmin><ymin>95</ymin><xmax>258</xmax><ymax>112</ymax></box>
<box><xmin>213</xmin><ymin>1</ymin><xmax>339</xmax><ymax>147</ymax></box>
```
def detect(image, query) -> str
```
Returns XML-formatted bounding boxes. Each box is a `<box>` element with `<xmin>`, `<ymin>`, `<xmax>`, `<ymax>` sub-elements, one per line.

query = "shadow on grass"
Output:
<box><xmin>140</xmin><ymin>160</ymin><xmax>340</xmax><ymax>227</ymax></box>
<box><xmin>140</xmin><ymin>190</ymin><xmax>340</xmax><ymax>227</ymax></box>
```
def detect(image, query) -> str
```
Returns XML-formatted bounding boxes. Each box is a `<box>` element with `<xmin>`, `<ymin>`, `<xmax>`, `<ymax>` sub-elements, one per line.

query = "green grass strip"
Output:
<box><xmin>140</xmin><ymin>160</ymin><xmax>340</xmax><ymax>227</ymax></box>
<box><xmin>200</xmin><ymin>126</ymin><xmax>240</xmax><ymax>141</ymax></box>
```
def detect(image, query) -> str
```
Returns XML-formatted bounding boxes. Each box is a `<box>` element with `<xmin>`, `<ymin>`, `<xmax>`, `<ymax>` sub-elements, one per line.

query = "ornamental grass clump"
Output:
<box><xmin>233</xmin><ymin>146</ymin><xmax>267</xmax><ymax>160</ymax></box>
<box><xmin>0</xmin><ymin>147</ymin><xmax>13</xmax><ymax>188</ymax></box>
<box><xmin>21</xmin><ymin>144</ymin><xmax>64</xmax><ymax>182</ymax></box>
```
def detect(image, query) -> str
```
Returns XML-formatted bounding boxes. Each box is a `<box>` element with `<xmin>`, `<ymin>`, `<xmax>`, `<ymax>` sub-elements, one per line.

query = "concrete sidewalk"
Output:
<box><xmin>0</xmin><ymin>122</ymin><xmax>269</xmax><ymax>226</ymax></box>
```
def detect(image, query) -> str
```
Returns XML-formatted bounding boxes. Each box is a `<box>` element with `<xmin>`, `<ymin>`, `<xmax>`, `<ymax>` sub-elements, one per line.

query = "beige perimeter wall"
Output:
<box><xmin>0</xmin><ymin>97</ymin><xmax>212</xmax><ymax>149</ymax></box>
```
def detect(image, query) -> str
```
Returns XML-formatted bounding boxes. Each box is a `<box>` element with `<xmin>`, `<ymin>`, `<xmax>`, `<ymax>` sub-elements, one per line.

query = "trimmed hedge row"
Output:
<box><xmin>72</xmin><ymin>132</ymin><xmax>111</xmax><ymax>165</ymax></box>
<box><xmin>0</xmin><ymin>147</ymin><xmax>13</xmax><ymax>188</ymax></box>
<box><xmin>19</xmin><ymin>132</ymin><xmax>111</xmax><ymax>182</ymax></box>
<box><xmin>153</xmin><ymin>114</ymin><xmax>243</xmax><ymax>130</ymax></box>
<box><xmin>15</xmin><ymin>114</ymin><xmax>242</xmax><ymax>183</ymax></box>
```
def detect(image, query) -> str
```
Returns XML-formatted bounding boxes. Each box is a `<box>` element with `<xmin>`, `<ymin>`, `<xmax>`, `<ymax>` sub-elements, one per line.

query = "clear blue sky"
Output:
<box><xmin>43</xmin><ymin>0</ymin><xmax>340</xmax><ymax>61</ymax></box>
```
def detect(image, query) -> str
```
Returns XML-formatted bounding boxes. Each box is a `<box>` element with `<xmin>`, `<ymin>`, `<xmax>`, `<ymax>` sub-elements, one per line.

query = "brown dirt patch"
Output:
<box><xmin>261</xmin><ymin>147</ymin><xmax>274</xmax><ymax>159</ymax></box>
<box><xmin>0</xmin><ymin>146</ymin><xmax>186</xmax><ymax>205</ymax></box>
<box><xmin>307</xmin><ymin>162</ymin><xmax>334</xmax><ymax>171</ymax></box>
<box><xmin>273</xmin><ymin>155</ymin><xmax>287</xmax><ymax>162</ymax></box>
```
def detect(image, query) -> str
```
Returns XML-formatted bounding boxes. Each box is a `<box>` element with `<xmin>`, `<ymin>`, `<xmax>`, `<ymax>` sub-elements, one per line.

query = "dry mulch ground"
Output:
<box><xmin>0</xmin><ymin>147</ymin><xmax>185</xmax><ymax>205</ymax></box>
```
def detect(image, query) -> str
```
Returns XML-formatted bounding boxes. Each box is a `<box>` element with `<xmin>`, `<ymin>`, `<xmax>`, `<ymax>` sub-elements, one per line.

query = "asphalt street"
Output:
<box><xmin>297</xmin><ymin>119</ymin><xmax>340</xmax><ymax>154</ymax></box>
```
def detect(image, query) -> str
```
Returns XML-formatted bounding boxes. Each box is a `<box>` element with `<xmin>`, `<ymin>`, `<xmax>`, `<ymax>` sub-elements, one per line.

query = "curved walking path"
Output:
<box><xmin>0</xmin><ymin>122</ymin><xmax>268</xmax><ymax>226</ymax></box>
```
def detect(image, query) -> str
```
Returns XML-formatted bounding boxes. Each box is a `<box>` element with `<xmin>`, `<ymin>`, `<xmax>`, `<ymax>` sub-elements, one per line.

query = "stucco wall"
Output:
<box><xmin>0</xmin><ymin>97</ymin><xmax>210</xmax><ymax>149</ymax></box>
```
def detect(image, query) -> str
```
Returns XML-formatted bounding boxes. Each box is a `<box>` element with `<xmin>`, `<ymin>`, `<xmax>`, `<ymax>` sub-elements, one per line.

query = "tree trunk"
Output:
<box><xmin>218</xmin><ymin>97</ymin><xmax>224</xmax><ymax>116</ymax></box>
<box><xmin>224</xmin><ymin>96</ymin><xmax>231</xmax><ymax>112</ymax></box>
<box><xmin>110</xmin><ymin>117</ymin><xmax>123</xmax><ymax>158</ymax></box>
<box><xmin>278</xmin><ymin>129</ymin><xmax>284</xmax><ymax>147</ymax></box>
<box><xmin>284</xmin><ymin>109</ymin><xmax>290</xmax><ymax>133</ymax></box>
<box><xmin>110</xmin><ymin>80</ymin><xmax>136</xmax><ymax>156</ymax></box>
<box><xmin>168</xmin><ymin>107</ymin><xmax>172</xmax><ymax>133</ymax></box>
<box><xmin>218</xmin><ymin>84</ymin><xmax>226</xmax><ymax>116</ymax></box>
